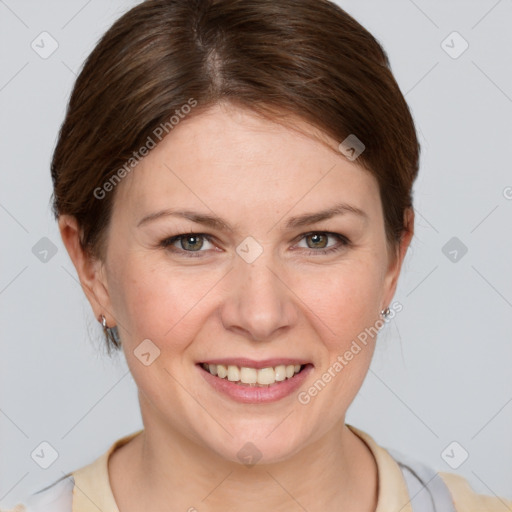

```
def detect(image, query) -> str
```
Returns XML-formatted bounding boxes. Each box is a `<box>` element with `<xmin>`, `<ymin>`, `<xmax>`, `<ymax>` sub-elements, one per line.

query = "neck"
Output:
<box><xmin>110</xmin><ymin>415</ymin><xmax>378</xmax><ymax>512</ymax></box>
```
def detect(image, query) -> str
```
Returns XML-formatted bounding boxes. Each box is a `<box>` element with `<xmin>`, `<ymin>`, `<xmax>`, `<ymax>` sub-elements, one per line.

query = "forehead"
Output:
<box><xmin>114</xmin><ymin>104</ymin><xmax>380</xmax><ymax>222</ymax></box>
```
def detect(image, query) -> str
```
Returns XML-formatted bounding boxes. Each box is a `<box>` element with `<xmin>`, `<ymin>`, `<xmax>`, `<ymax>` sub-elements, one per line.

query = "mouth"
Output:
<box><xmin>198</xmin><ymin>362</ymin><xmax>310</xmax><ymax>387</ymax></box>
<box><xmin>196</xmin><ymin>359</ymin><xmax>314</xmax><ymax>404</ymax></box>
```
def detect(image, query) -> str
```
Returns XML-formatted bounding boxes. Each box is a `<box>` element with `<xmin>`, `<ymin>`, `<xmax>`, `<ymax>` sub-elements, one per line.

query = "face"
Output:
<box><xmin>62</xmin><ymin>102</ymin><xmax>412</xmax><ymax>465</ymax></box>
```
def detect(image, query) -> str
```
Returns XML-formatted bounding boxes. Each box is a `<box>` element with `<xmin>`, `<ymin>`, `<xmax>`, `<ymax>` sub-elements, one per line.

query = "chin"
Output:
<box><xmin>203</xmin><ymin>424</ymin><xmax>305</xmax><ymax>467</ymax></box>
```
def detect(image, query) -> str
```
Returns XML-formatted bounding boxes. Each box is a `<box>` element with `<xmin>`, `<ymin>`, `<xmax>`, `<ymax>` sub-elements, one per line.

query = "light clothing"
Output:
<box><xmin>3</xmin><ymin>425</ymin><xmax>511</xmax><ymax>512</ymax></box>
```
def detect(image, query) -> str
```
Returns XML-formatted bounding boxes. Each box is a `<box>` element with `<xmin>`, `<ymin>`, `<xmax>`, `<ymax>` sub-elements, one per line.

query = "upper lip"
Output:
<box><xmin>199</xmin><ymin>358</ymin><xmax>311</xmax><ymax>369</ymax></box>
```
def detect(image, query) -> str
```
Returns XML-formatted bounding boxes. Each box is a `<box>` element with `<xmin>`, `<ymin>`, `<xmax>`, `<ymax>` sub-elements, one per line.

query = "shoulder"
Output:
<box><xmin>0</xmin><ymin>475</ymin><xmax>74</xmax><ymax>512</ymax></box>
<box><xmin>378</xmin><ymin>437</ymin><xmax>511</xmax><ymax>512</ymax></box>
<box><xmin>439</xmin><ymin>471</ymin><xmax>512</xmax><ymax>512</ymax></box>
<box><xmin>2</xmin><ymin>429</ymin><xmax>144</xmax><ymax>512</ymax></box>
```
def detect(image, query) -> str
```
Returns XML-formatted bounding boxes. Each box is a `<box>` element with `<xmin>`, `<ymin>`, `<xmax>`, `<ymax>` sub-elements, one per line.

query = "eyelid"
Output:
<box><xmin>292</xmin><ymin>231</ymin><xmax>350</xmax><ymax>253</ymax></box>
<box><xmin>160</xmin><ymin>233</ymin><xmax>216</xmax><ymax>253</ymax></box>
<box><xmin>160</xmin><ymin>231</ymin><xmax>350</xmax><ymax>257</ymax></box>
<box><xmin>293</xmin><ymin>230</ymin><xmax>348</xmax><ymax>245</ymax></box>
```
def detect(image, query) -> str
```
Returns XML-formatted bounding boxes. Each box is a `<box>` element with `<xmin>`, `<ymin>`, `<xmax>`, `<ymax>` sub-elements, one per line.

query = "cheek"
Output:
<box><xmin>110</xmin><ymin>241</ymin><xmax>384</xmax><ymax>353</ymax></box>
<box><xmin>292</xmin><ymin>264</ymin><xmax>382</xmax><ymax>417</ymax></box>
<box><xmin>294</xmin><ymin>259</ymin><xmax>383</xmax><ymax>349</ymax></box>
<box><xmin>111</xmin><ymin>256</ymin><xmax>220</xmax><ymax>349</ymax></box>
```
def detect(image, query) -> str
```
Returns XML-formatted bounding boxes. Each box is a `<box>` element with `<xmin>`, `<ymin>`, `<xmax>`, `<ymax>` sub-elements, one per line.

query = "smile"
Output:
<box><xmin>196</xmin><ymin>361</ymin><xmax>314</xmax><ymax>404</ymax></box>
<box><xmin>201</xmin><ymin>362</ymin><xmax>305</xmax><ymax>387</ymax></box>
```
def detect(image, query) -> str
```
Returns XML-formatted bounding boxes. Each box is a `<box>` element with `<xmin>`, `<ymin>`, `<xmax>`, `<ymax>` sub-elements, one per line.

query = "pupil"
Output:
<box><xmin>184</xmin><ymin>235</ymin><xmax>202</xmax><ymax>251</ymax></box>
<box><xmin>309</xmin><ymin>233</ymin><xmax>326</xmax><ymax>248</ymax></box>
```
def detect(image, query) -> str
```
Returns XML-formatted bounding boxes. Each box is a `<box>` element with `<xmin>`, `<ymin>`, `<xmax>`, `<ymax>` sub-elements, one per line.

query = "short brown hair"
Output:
<box><xmin>51</xmin><ymin>0</ymin><xmax>420</xmax><ymax>353</ymax></box>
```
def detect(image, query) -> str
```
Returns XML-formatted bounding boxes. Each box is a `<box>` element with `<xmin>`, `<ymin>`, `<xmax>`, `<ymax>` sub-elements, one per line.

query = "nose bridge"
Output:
<box><xmin>221</xmin><ymin>244</ymin><xmax>295</xmax><ymax>341</ymax></box>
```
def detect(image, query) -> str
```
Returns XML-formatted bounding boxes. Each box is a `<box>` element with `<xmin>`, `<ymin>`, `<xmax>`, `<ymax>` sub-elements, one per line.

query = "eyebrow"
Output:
<box><xmin>136</xmin><ymin>201</ymin><xmax>368</xmax><ymax>231</ymax></box>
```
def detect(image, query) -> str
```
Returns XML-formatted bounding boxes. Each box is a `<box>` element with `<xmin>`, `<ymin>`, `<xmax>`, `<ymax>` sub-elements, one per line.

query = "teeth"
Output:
<box><xmin>257</xmin><ymin>367</ymin><xmax>275</xmax><ymax>385</ymax></box>
<box><xmin>216</xmin><ymin>364</ymin><xmax>227</xmax><ymax>378</ymax></box>
<box><xmin>240</xmin><ymin>366</ymin><xmax>257</xmax><ymax>384</ymax></box>
<box><xmin>203</xmin><ymin>363</ymin><xmax>304</xmax><ymax>386</ymax></box>
<box><xmin>274</xmin><ymin>365</ymin><xmax>286</xmax><ymax>382</ymax></box>
<box><xmin>227</xmin><ymin>365</ymin><xmax>240</xmax><ymax>382</ymax></box>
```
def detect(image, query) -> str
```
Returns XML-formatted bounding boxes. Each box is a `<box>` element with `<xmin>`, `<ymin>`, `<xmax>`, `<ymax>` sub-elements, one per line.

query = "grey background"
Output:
<box><xmin>1</xmin><ymin>0</ymin><xmax>511</xmax><ymax>507</ymax></box>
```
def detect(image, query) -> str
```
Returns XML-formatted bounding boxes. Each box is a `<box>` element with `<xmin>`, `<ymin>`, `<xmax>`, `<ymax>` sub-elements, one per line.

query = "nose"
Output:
<box><xmin>220</xmin><ymin>254</ymin><xmax>298</xmax><ymax>342</ymax></box>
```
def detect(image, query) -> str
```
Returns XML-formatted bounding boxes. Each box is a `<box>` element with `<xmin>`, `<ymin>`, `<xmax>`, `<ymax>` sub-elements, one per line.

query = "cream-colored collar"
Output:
<box><xmin>71</xmin><ymin>429</ymin><xmax>143</xmax><ymax>512</ymax></box>
<box><xmin>71</xmin><ymin>424</ymin><xmax>412</xmax><ymax>512</ymax></box>
<box><xmin>347</xmin><ymin>424</ymin><xmax>413</xmax><ymax>512</ymax></box>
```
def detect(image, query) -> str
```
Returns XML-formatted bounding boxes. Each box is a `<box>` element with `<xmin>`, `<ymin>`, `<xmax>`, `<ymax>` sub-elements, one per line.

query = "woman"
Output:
<box><xmin>5</xmin><ymin>0</ymin><xmax>511</xmax><ymax>510</ymax></box>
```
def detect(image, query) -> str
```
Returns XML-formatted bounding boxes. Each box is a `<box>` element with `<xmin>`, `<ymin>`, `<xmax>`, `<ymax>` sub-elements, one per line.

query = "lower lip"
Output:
<box><xmin>197</xmin><ymin>364</ymin><xmax>314</xmax><ymax>404</ymax></box>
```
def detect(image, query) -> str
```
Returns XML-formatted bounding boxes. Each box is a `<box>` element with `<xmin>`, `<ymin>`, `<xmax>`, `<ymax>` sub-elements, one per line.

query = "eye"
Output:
<box><xmin>295</xmin><ymin>232</ymin><xmax>350</xmax><ymax>255</ymax></box>
<box><xmin>160</xmin><ymin>233</ymin><xmax>215</xmax><ymax>257</ymax></box>
<box><xmin>160</xmin><ymin>231</ymin><xmax>350</xmax><ymax>258</ymax></box>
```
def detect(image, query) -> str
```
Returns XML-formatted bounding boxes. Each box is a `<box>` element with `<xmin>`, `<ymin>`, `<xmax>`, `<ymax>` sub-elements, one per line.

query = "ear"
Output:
<box><xmin>381</xmin><ymin>207</ymin><xmax>414</xmax><ymax>310</ymax></box>
<box><xmin>58</xmin><ymin>215</ymin><xmax>115</xmax><ymax>326</ymax></box>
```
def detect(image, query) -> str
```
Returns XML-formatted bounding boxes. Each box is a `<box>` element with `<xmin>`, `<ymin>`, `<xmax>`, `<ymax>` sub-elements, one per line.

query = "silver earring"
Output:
<box><xmin>99</xmin><ymin>314</ymin><xmax>121</xmax><ymax>346</ymax></box>
<box><xmin>380</xmin><ymin>307</ymin><xmax>391</xmax><ymax>319</ymax></box>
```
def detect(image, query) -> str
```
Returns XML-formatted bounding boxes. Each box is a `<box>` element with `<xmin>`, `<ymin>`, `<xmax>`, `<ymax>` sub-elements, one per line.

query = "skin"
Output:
<box><xmin>59</xmin><ymin>102</ymin><xmax>414</xmax><ymax>512</ymax></box>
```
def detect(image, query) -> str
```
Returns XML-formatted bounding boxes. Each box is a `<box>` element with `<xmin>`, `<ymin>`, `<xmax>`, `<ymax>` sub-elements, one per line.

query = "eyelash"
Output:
<box><xmin>159</xmin><ymin>231</ymin><xmax>351</xmax><ymax>258</ymax></box>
